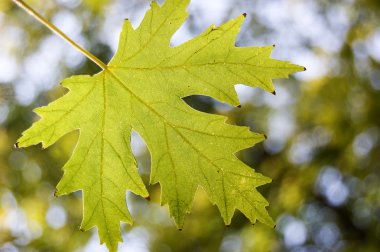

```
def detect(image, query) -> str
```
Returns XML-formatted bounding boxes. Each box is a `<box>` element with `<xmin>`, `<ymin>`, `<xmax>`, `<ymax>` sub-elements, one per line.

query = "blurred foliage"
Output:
<box><xmin>82</xmin><ymin>0</ymin><xmax>110</xmax><ymax>14</ymax></box>
<box><xmin>1</xmin><ymin>0</ymin><xmax>380</xmax><ymax>251</ymax></box>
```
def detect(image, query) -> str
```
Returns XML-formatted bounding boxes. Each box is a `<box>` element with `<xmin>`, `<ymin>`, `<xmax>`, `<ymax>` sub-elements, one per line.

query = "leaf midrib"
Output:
<box><xmin>109</xmin><ymin>61</ymin><xmax>296</xmax><ymax>71</ymax></box>
<box><xmin>106</xmin><ymin>68</ymin><xmax>250</xmax><ymax>220</ymax></box>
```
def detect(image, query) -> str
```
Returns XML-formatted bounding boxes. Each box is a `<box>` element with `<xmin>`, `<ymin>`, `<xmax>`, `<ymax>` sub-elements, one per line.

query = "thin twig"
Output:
<box><xmin>12</xmin><ymin>0</ymin><xmax>107</xmax><ymax>70</ymax></box>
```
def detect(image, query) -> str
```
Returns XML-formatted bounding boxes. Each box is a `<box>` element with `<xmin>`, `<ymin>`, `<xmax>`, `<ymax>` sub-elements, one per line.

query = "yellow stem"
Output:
<box><xmin>12</xmin><ymin>0</ymin><xmax>107</xmax><ymax>70</ymax></box>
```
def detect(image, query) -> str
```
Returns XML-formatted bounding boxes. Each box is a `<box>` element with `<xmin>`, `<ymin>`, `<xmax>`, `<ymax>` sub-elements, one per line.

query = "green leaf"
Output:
<box><xmin>17</xmin><ymin>0</ymin><xmax>304</xmax><ymax>251</ymax></box>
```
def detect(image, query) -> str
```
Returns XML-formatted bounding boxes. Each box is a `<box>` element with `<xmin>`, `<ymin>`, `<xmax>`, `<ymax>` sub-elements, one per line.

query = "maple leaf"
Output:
<box><xmin>17</xmin><ymin>0</ymin><xmax>304</xmax><ymax>251</ymax></box>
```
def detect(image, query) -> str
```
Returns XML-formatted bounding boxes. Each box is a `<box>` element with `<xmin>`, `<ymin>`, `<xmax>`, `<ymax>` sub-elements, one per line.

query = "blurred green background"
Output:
<box><xmin>1</xmin><ymin>0</ymin><xmax>380</xmax><ymax>251</ymax></box>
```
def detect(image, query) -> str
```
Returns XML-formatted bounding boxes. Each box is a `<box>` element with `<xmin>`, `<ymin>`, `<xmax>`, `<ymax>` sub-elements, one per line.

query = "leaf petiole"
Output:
<box><xmin>12</xmin><ymin>0</ymin><xmax>107</xmax><ymax>70</ymax></box>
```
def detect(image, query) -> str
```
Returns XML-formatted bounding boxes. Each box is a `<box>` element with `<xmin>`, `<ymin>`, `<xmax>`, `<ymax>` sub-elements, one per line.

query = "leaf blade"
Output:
<box><xmin>18</xmin><ymin>0</ymin><xmax>303</xmax><ymax>250</ymax></box>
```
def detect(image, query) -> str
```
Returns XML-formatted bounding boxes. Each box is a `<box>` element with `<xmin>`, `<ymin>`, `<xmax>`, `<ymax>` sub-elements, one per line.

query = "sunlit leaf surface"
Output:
<box><xmin>17</xmin><ymin>0</ymin><xmax>303</xmax><ymax>250</ymax></box>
